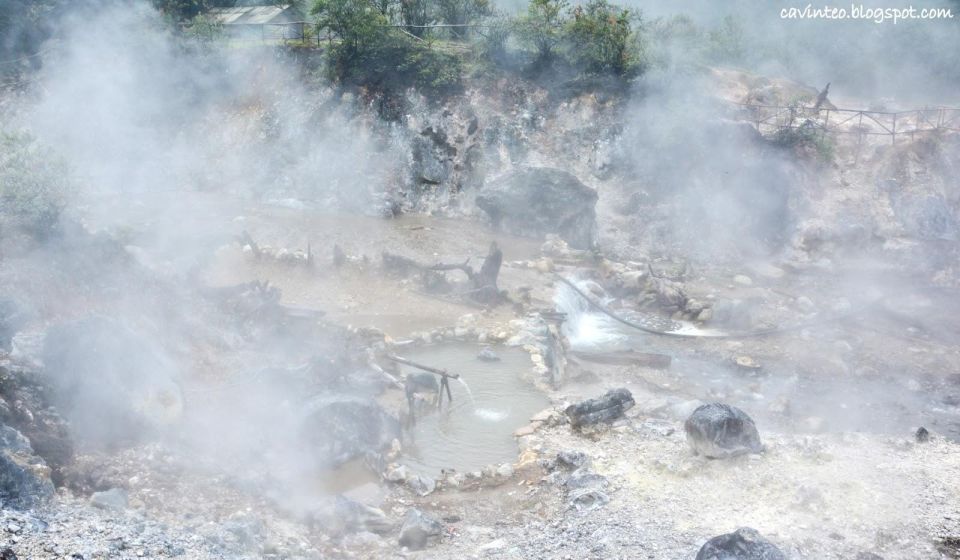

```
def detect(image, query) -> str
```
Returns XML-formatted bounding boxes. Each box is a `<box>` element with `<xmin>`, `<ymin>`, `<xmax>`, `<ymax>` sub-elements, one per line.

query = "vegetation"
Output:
<box><xmin>771</xmin><ymin>125</ymin><xmax>835</xmax><ymax>163</ymax></box>
<box><xmin>0</xmin><ymin>0</ymin><xmax>61</xmax><ymax>76</ymax></box>
<box><xmin>0</xmin><ymin>132</ymin><xmax>70</xmax><ymax>238</ymax></box>
<box><xmin>311</xmin><ymin>0</ymin><xmax>463</xmax><ymax>95</ymax></box>
<box><xmin>566</xmin><ymin>0</ymin><xmax>639</xmax><ymax>76</ymax></box>
<box><xmin>515</xmin><ymin>0</ymin><xmax>568</xmax><ymax>65</ymax></box>
<box><xmin>151</xmin><ymin>0</ymin><xmax>304</xmax><ymax>22</ymax></box>
<box><xmin>306</xmin><ymin>0</ymin><xmax>651</xmax><ymax>95</ymax></box>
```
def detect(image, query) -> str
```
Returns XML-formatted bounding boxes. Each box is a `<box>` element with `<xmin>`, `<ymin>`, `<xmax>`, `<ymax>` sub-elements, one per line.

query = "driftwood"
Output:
<box><xmin>572</xmin><ymin>350</ymin><xmax>672</xmax><ymax>369</ymax></box>
<box><xmin>382</xmin><ymin>242</ymin><xmax>503</xmax><ymax>304</ymax></box>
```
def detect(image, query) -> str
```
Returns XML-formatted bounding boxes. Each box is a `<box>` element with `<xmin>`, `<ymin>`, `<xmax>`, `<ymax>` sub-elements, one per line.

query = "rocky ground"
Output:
<box><xmin>2</xmin><ymin>65</ymin><xmax>960</xmax><ymax>560</ymax></box>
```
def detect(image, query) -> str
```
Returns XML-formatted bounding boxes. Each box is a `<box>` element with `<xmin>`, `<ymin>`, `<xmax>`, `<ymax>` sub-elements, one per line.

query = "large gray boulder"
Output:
<box><xmin>42</xmin><ymin>316</ymin><xmax>183</xmax><ymax>447</ymax></box>
<box><xmin>0</xmin><ymin>424</ymin><xmax>54</xmax><ymax>510</ymax></box>
<box><xmin>684</xmin><ymin>403</ymin><xmax>763</xmax><ymax>458</ymax></box>
<box><xmin>695</xmin><ymin>527</ymin><xmax>786</xmax><ymax>560</ymax></box>
<box><xmin>299</xmin><ymin>395</ymin><xmax>400</xmax><ymax>468</ymax></box>
<box><xmin>477</xmin><ymin>167</ymin><xmax>598</xmax><ymax>249</ymax></box>
<box><xmin>565</xmin><ymin>388</ymin><xmax>635</xmax><ymax>429</ymax></box>
<box><xmin>398</xmin><ymin>508</ymin><xmax>443</xmax><ymax>551</ymax></box>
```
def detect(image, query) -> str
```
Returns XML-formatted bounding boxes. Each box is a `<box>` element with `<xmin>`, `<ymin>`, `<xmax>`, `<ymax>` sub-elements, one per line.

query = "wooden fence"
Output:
<box><xmin>735</xmin><ymin>102</ymin><xmax>960</xmax><ymax>144</ymax></box>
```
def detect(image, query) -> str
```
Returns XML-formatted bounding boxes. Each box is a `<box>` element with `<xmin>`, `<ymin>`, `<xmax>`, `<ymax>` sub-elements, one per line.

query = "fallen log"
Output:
<box><xmin>386</xmin><ymin>355</ymin><xmax>460</xmax><ymax>379</ymax></box>
<box><xmin>571</xmin><ymin>350</ymin><xmax>671</xmax><ymax>369</ymax></box>
<box><xmin>382</xmin><ymin>242</ymin><xmax>503</xmax><ymax>304</ymax></box>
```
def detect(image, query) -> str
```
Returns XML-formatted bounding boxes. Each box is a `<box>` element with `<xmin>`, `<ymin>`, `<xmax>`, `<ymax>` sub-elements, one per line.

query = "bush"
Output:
<box><xmin>566</xmin><ymin>0</ymin><xmax>638</xmax><ymax>76</ymax></box>
<box><xmin>313</xmin><ymin>0</ymin><xmax>463</xmax><ymax>95</ymax></box>
<box><xmin>771</xmin><ymin>124</ymin><xmax>835</xmax><ymax>162</ymax></box>
<box><xmin>0</xmin><ymin>132</ymin><xmax>69</xmax><ymax>238</ymax></box>
<box><xmin>435</xmin><ymin>0</ymin><xmax>491</xmax><ymax>38</ymax></box>
<box><xmin>515</xmin><ymin>0</ymin><xmax>568</xmax><ymax>64</ymax></box>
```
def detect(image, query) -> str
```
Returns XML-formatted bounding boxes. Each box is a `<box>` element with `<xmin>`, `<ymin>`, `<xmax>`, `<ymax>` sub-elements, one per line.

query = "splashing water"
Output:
<box><xmin>473</xmin><ymin>408</ymin><xmax>509</xmax><ymax>422</ymax></box>
<box><xmin>553</xmin><ymin>279</ymin><xmax>629</xmax><ymax>352</ymax></box>
<box><xmin>456</xmin><ymin>377</ymin><xmax>476</xmax><ymax>408</ymax></box>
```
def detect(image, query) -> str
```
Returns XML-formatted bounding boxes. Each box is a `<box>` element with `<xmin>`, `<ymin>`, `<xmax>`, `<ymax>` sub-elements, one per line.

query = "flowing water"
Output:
<box><xmin>555</xmin><ymin>277</ymin><xmax>960</xmax><ymax>440</ymax></box>
<box><xmin>396</xmin><ymin>344</ymin><xmax>549</xmax><ymax>475</ymax></box>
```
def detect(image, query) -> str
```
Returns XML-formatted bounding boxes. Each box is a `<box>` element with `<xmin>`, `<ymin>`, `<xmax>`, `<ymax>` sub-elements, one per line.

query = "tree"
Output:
<box><xmin>312</xmin><ymin>0</ymin><xmax>387</xmax><ymax>53</ymax></box>
<box><xmin>0</xmin><ymin>131</ymin><xmax>69</xmax><ymax>239</ymax></box>
<box><xmin>566</xmin><ymin>0</ymin><xmax>635</xmax><ymax>75</ymax></box>
<box><xmin>0</xmin><ymin>0</ymin><xmax>60</xmax><ymax>73</ymax></box>
<box><xmin>435</xmin><ymin>0</ymin><xmax>491</xmax><ymax>38</ymax></box>
<box><xmin>515</xmin><ymin>0</ymin><xmax>568</xmax><ymax>64</ymax></box>
<box><xmin>151</xmin><ymin>0</ymin><xmax>208</xmax><ymax>21</ymax></box>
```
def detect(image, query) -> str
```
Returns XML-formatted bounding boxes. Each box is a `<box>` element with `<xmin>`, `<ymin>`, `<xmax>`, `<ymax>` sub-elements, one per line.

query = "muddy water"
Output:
<box><xmin>395</xmin><ymin>344</ymin><xmax>549</xmax><ymax>475</ymax></box>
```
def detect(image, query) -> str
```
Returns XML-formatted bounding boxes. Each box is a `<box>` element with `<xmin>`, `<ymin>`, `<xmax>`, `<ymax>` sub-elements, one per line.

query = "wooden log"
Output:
<box><xmin>571</xmin><ymin>350</ymin><xmax>672</xmax><ymax>370</ymax></box>
<box><xmin>386</xmin><ymin>354</ymin><xmax>460</xmax><ymax>379</ymax></box>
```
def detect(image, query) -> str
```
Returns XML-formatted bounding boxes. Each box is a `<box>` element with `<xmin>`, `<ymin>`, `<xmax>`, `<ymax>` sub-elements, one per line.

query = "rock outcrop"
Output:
<box><xmin>299</xmin><ymin>395</ymin><xmax>401</xmax><ymax>468</ymax></box>
<box><xmin>477</xmin><ymin>167</ymin><xmax>598</xmax><ymax>249</ymax></box>
<box><xmin>0</xmin><ymin>424</ymin><xmax>54</xmax><ymax>510</ymax></box>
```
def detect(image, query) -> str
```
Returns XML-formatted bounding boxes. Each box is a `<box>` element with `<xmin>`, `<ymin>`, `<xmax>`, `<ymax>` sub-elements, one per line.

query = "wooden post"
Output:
<box><xmin>892</xmin><ymin>112</ymin><xmax>897</xmax><ymax>145</ymax></box>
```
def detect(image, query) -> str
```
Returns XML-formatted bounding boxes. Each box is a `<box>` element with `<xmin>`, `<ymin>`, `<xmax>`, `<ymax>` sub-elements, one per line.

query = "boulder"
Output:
<box><xmin>477</xmin><ymin>347</ymin><xmax>500</xmax><ymax>362</ymax></box>
<box><xmin>300</xmin><ymin>395</ymin><xmax>401</xmax><ymax>468</ymax></box>
<box><xmin>0</xmin><ymin>424</ymin><xmax>54</xmax><ymax>510</ymax></box>
<box><xmin>398</xmin><ymin>508</ymin><xmax>444</xmax><ymax>551</ymax></box>
<box><xmin>311</xmin><ymin>496</ymin><xmax>393</xmax><ymax>535</ymax></box>
<box><xmin>42</xmin><ymin>316</ymin><xmax>183</xmax><ymax>446</ymax></box>
<box><xmin>695</xmin><ymin>527</ymin><xmax>786</xmax><ymax>560</ymax></box>
<box><xmin>565</xmin><ymin>388</ymin><xmax>635</xmax><ymax>429</ymax></box>
<box><xmin>684</xmin><ymin>403</ymin><xmax>763</xmax><ymax>458</ymax></box>
<box><xmin>477</xmin><ymin>167</ymin><xmax>598</xmax><ymax>249</ymax></box>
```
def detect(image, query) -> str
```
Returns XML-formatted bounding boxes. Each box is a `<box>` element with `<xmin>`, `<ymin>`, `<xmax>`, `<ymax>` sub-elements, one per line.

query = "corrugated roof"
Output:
<box><xmin>207</xmin><ymin>5</ymin><xmax>295</xmax><ymax>25</ymax></box>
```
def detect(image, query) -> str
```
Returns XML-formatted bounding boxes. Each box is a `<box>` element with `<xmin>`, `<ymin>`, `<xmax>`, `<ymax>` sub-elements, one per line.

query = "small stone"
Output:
<box><xmin>477</xmin><ymin>347</ymin><xmax>500</xmax><ymax>362</ymax></box>
<box><xmin>554</xmin><ymin>450</ymin><xmax>589</xmax><ymax>470</ymax></box>
<box><xmin>513</xmin><ymin>424</ymin><xmax>537</xmax><ymax>438</ymax></box>
<box><xmin>570</xmin><ymin>490</ymin><xmax>609</xmax><ymax>511</ymax></box>
<box><xmin>90</xmin><ymin>488</ymin><xmax>129</xmax><ymax>511</ymax></box>
<box><xmin>407</xmin><ymin>474</ymin><xmax>436</xmax><ymax>496</ymax></box>
<box><xmin>385</xmin><ymin>465</ymin><xmax>410</xmax><ymax>483</ymax></box>
<box><xmin>495</xmin><ymin>464</ymin><xmax>514</xmax><ymax>478</ymax></box>
<box><xmin>733</xmin><ymin>275</ymin><xmax>753</xmax><ymax>286</ymax></box>
<box><xmin>915</xmin><ymin>427</ymin><xmax>930</xmax><ymax>443</ymax></box>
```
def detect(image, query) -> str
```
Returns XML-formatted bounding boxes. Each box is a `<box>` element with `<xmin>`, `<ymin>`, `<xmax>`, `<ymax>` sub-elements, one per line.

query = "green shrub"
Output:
<box><xmin>313</xmin><ymin>0</ymin><xmax>463</xmax><ymax>95</ymax></box>
<box><xmin>0</xmin><ymin>132</ymin><xmax>69</xmax><ymax>238</ymax></box>
<box><xmin>472</xmin><ymin>14</ymin><xmax>511</xmax><ymax>67</ymax></box>
<box><xmin>772</xmin><ymin>125</ymin><xmax>835</xmax><ymax>162</ymax></box>
<box><xmin>515</xmin><ymin>0</ymin><xmax>568</xmax><ymax>64</ymax></box>
<box><xmin>566</xmin><ymin>0</ymin><xmax>637</xmax><ymax>76</ymax></box>
<box><xmin>435</xmin><ymin>0</ymin><xmax>491</xmax><ymax>38</ymax></box>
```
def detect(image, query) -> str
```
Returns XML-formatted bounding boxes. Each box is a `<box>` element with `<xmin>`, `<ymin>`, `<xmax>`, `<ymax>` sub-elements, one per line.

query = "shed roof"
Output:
<box><xmin>207</xmin><ymin>5</ymin><xmax>297</xmax><ymax>25</ymax></box>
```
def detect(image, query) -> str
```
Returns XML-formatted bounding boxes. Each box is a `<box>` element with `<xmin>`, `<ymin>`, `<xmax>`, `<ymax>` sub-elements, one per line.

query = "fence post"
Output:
<box><xmin>892</xmin><ymin>113</ymin><xmax>897</xmax><ymax>145</ymax></box>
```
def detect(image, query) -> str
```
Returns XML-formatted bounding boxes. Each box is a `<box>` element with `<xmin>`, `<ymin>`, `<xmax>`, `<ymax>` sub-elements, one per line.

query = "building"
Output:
<box><xmin>207</xmin><ymin>5</ymin><xmax>304</xmax><ymax>41</ymax></box>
